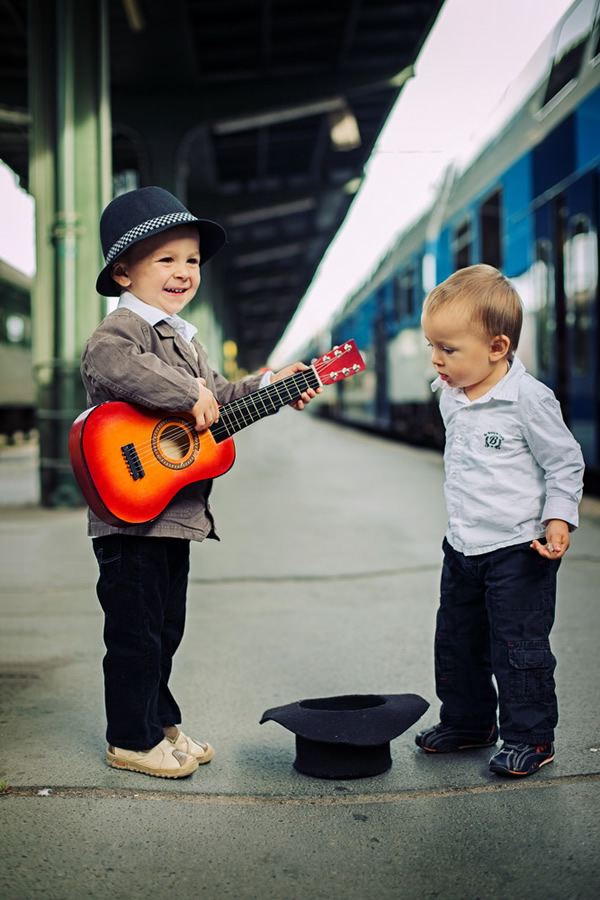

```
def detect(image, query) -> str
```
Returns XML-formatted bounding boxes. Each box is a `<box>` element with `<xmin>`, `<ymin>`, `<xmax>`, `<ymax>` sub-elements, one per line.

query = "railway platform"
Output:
<box><xmin>1</xmin><ymin>411</ymin><xmax>599</xmax><ymax>899</ymax></box>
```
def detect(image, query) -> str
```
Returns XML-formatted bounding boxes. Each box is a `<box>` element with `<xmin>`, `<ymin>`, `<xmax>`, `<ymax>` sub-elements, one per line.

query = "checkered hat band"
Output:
<box><xmin>105</xmin><ymin>212</ymin><xmax>198</xmax><ymax>264</ymax></box>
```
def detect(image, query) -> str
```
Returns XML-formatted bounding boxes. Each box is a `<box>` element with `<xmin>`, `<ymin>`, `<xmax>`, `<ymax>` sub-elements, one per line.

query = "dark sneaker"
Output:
<box><xmin>415</xmin><ymin>722</ymin><xmax>498</xmax><ymax>753</ymax></box>
<box><xmin>489</xmin><ymin>741</ymin><xmax>555</xmax><ymax>777</ymax></box>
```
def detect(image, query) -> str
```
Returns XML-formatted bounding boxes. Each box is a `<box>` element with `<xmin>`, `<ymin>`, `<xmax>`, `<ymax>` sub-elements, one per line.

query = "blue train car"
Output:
<box><xmin>0</xmin><ymin>258</ymin><xmax>35</xmax><ymax>438</ymax></box>
<box><xmin>325</xmin><ymin>0</ymin><xmax>600</xmax><ymax>484</ymax></box>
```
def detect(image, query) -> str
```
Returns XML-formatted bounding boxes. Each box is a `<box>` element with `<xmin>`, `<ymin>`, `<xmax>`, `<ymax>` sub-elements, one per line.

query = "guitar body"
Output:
<box><xmin>69</xmin><ymin>401</ymin><xmax>235</xmax><ymax>526</ymax></box>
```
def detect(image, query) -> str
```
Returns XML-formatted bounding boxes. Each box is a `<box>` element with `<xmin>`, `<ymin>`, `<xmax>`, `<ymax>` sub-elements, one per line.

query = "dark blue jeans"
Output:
<box><xmin>435</xmin><ymin>538</ymin><xmax>560</xmax><ymax>744</ymax></box>
<box><xmin>93</xmin><ymin>534</ymin><xmax>190</xmax><ymax>750</ymax></box>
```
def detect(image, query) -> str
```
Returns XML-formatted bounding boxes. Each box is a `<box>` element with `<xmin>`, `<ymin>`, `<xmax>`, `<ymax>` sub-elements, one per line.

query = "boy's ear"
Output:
<box><xmin>489</xmin><ymin>334</ymin><xmax>511</xmax><ymax>360</ymax></box>
<box><xmin>111</xmin><ymin>260</ymin><xmax>131</xmax><ymax>288</ymax></box>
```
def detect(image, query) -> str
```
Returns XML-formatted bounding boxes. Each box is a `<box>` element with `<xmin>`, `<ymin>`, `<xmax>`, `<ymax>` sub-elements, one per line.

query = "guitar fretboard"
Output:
<box><xmin>210</xmin><ymin>367</ymin><xmax>321</xmax><ymax>443</ymax></box>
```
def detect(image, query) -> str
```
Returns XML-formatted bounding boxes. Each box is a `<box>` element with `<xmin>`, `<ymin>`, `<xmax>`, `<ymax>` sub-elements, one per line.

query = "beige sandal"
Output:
<box><xmin>107</xmin><ymin>737</ymin><xmax>199</xmax><ymax>778</ymax></box>
<box><xmin>169</xmin><ymin>729</ymin><xmax>215</xmax><ymax>764</ymax></box>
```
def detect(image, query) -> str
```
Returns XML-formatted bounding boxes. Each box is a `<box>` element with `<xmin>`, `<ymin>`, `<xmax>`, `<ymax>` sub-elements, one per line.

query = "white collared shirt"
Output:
<box><xmin>432</xmin><ymin>357</ymin><xmax>585</xmax><ymax>555</ymax></box>
<box><xmin>117</xmin><ymin>291</ymin><xmax>199</xmax><ymax>343</ymax></box>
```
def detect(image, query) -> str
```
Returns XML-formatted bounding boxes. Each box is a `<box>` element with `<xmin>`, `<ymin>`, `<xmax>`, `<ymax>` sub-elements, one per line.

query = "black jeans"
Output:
<box><xmin>93</xmin><ymin>534</ymin><xmax>190</xmax><ymax>750</ymax></box>
<box><xmin>435</xmin><ymin>538</ymin><xmax>560</xmax><ymax>744</ymax></box>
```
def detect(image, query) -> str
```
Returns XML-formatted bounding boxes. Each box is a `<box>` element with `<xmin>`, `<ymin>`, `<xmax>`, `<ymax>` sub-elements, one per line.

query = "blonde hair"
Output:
<box><xmin>422</xmin><ymin>264</ymin><xmax>523</xmax><ymax>357</ymax></box>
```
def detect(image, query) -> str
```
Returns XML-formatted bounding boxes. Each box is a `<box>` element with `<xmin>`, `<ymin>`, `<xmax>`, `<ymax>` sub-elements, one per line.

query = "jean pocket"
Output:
<box><xmin>93</xmin><ymin>535</ymin><xmax>122</xmax><ymax>584</ymax></box>
<box><xmin>508</xmin><ymin>641</ymin><xmax>556</xmax><ymax>701</ymax></box>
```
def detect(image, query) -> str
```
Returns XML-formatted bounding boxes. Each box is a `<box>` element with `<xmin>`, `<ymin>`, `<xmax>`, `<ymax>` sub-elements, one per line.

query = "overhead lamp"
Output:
<box><xmin>214</xmin><ymin>98</ymin><xmax>347</xmax><ymax>135</ymax></box>
<box><xmin>227</xmin><ymin>197</ymin><xmax>316</xmax><ymax>227</ymax></box>
<box><xmin>343</xmin><ymin>177</ymin><xmax>363</xmax><ymax>194</ymax></box>
<box><xmin>122</xmin><ymin>0</ymin><xmax>145</xmax><ymax>32</ymax></box>
<box><xmin>388</xmin><ymin>65</ymin><xmax>415</xmax><ymax>88</ymax></box>
<box><xmin>328</xmin><ymin>104</ymin><xmax>361</xmax><ymax>151</ymax></box>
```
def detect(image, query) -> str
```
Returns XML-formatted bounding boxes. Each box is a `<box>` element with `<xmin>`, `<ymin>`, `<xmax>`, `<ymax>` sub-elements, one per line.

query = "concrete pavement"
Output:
<box><xmin>1</xmin><ymin>411</ymin><xmax>599</xmax><ymax>898</ymax></box>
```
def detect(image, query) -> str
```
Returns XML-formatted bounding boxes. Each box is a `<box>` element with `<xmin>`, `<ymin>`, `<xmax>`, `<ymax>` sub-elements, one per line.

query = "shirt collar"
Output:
<box><xmin>117</xmin><ymin>291</ymin><xmax>198</xmax><ymax>343</ymax></box>
<box><xmin>431</xmin><ymin>356</ymin><xmax>525</xmax><ymax>403</ymax></box>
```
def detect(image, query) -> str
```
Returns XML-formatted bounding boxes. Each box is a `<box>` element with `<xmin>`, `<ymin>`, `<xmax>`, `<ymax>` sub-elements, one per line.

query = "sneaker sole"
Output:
<box><xmin>419</xmin><ymin>739</ymin><xmax>498</xmax><ymax>753</ymax></box>
<box><xmin>489</xmin><ymin>753</ymin><xmax>555</xmax><ymax>778</ymax></box>
<box><xmin>106</xmin><ymin>753</ymin><xmax>199</xmax><ymax>778</ymax></box>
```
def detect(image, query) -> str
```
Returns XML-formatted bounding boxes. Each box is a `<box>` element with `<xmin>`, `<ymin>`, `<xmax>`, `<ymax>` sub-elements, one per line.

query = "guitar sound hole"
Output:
<box><xmin>160</xmin><ymin>424</ymin><xmax>189</xmax><ymax>460</ymax></box>
<box><xmin>152</xmin><ymin>418</ymin><xmax>199</xmax><ymax>470</ymax></box>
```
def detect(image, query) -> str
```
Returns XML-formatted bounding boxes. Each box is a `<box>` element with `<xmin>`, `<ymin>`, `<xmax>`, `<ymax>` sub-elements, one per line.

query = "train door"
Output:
<box><xmin>534</xmin><ymin>173</ymin><xmax>599</xmax><ymax>470</ymax></box>
<box><xmin>374</xmin><ymin>308</ymin><xmax>389</xmax><ymax>427</ymax></box>
<box><xmin>534</xmin><ymin>198</ymin><xmax>567</xmax><ymax>401</ymax></box>
<box><xmin>563</xmin><ymin>173</ymin><xmax>599</xmax><ymax>469</ymax></box>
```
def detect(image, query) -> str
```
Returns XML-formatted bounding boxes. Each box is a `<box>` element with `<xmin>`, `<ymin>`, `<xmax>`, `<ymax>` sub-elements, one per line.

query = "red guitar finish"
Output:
<box><xmin>69</xmin><ymin>340</ymin><xmax>365</xmax><ymax>526</ymax></box>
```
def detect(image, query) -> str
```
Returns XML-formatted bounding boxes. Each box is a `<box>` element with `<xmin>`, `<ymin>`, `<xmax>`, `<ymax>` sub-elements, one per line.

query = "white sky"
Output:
<box><xmin>269</xmin><ymin>0</ymin><xmax>575</xmax><ymax>367</ymax></box>
<box><xmin>0</xmin><ymin>0</ymin><xmax>575</xmax><ymax>361</ymax></box>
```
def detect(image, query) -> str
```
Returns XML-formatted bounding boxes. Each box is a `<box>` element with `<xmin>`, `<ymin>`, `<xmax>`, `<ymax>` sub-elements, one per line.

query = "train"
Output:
<box><xmin>0</xmin><ymin>258</ymin><xmax>35</xmax><ymax>439</ymax></box>
<box><xmin>309</xmin><ymin>0</ymin><xmax>600</xmax><ymax>490</ymax></box>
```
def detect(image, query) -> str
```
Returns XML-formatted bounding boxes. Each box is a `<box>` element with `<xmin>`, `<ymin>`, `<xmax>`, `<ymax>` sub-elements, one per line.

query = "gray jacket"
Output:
<box><xmin>80</xmin><ymin>307</ymin><xmax>264</xmax><ymax>540</ymax></box>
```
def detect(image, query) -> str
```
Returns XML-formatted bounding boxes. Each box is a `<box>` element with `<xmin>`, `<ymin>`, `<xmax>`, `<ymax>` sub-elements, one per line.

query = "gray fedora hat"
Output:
<box><xmin>260</xmin><ymin>693</ymin><xmax>430</xmax><ymax>779</ymax></box>
<box><xmin>96</xmin><ymin>186</ymin><xmax>227</xmax><ymax>296</ymax></box>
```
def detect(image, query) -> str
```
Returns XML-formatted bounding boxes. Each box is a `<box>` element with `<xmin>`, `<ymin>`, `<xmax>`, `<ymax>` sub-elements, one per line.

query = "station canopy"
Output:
<box><xmin>0</xmin><ymin>0</ymin><xmax>444</xmax><ymax>371</ymax></box>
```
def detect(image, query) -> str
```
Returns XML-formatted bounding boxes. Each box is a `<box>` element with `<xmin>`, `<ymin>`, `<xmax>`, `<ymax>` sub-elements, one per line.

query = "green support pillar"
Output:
<box><xmin>28</xmin><ymin>0</ymin><xmax>112</xmax><ymax>507</ymax></box>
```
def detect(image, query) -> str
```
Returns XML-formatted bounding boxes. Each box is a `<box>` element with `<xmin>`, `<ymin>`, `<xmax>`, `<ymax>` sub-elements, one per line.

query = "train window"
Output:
<box><xmin>393</xmin><ymin>264</ymin><xmax>417</xmax><ymax>320</ymax></box>
<box><xmin>542</xmin><ymin>0</ymin><xmax>595</xmax><ymax>108</ymax></box>
<box><xmin>534</xmin><ymin>240</ymin><xmax>555</xmax><ymax>375</ymax></box>
<box><xmin>564</xmin><ymin>214</ymin><xmax>597</xmax><ymax>375</ymax></box>
<box><xmin>453</xmin><ymin>219</ymin><xmax>471</xmax><ymax>269</ymax></box>
<box><xmin>480</xmin><ymin>189</ymin><xmax>503</xmax><ymax>269</ymax></box>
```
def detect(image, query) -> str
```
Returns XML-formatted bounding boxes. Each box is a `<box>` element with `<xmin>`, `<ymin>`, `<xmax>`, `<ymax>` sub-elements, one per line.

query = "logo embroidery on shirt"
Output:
<box><xmin>484</xmin><ymin>431</ymin><xmax>504</xmax><ymax>450</ymax></box>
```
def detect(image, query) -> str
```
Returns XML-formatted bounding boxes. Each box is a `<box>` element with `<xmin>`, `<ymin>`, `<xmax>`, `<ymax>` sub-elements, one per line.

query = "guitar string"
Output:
<box><xmin>105</xmin><ymin>350</ymin><xmax>359</xmax><ymax>474</ymax></box>
<box><xmin>111</xmin><ymin>361</ymin><xmax>336</xmax><ymax>472</ymax></box>
<box><xmin>115</xmin><ymin>354</ymin><xmax>338</xmax><ymax>469</ymax></box>
<box><xmin>123</xmin><ymin>369</ymin><xmax>319</xmax><ymax>469</ymax></box>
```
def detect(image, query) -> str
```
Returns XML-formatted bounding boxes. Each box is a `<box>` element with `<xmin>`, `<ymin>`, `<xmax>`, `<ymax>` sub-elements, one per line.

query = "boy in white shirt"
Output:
<box><xmin>416</xmin><ymin>264</ymin><xmax>584</xmax><ymax>777</ymax></box>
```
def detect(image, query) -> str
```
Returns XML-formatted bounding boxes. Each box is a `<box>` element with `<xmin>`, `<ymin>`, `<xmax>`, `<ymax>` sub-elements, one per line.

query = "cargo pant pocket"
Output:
<box><xmin>508</xmin><ymin>641</ymin><xmax>556</xmax><ymax>702</ymax></box>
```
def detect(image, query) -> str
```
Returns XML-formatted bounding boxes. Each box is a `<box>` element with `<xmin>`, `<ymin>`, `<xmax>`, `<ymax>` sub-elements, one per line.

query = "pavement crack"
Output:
<box><xmin>4</xmin><ymin>772</ymin><xmax>599</xmax><ymax>804</ymax></box>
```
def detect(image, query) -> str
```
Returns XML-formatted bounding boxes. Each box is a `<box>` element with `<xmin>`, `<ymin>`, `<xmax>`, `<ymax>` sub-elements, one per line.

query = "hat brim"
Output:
<box><xmin>95</xmin><ymin>217</ymin><xmax>227</xmax><ymax>297</ymax></box>
<box><xmin>260</xmin><ymin>693</ymin><xmax>430</xmax><ymax>746</ymax></box>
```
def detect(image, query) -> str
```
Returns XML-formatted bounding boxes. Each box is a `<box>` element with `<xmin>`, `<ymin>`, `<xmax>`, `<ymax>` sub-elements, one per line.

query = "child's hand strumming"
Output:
<box><xmin>189</xmin><ymin>377</ymin><xmax>220</xmax><ymax>431</ymax></box>
<box><xmin>530</xmin><ymin>519</ymin><xmax>570</xmax><ymax>559</ymax></box>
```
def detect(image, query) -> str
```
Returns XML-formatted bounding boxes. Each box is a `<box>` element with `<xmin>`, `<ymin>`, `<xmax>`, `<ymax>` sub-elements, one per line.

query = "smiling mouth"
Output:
<box><xmin>165</xmin><ymin>287</ymin><xmax>187</xmax><ymax>294</ymax></box>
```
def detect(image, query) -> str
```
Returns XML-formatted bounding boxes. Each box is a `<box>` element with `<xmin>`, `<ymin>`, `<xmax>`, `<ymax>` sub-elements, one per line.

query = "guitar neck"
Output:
<box><xmin>210</xmin><ymin>367</ymin><xmax>321</xmax><ymax>443</ymax></box>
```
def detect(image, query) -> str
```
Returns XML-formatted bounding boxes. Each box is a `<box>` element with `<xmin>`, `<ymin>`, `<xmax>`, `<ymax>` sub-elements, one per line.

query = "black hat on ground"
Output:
<box><xmin>96</xmin><ymin>186</ymin><xmax>227</xmax><ymax>297</ymax></box>
<box><xmin>260</xmin><ymin>693</ymin><xmax>429</xmax><ymax>779</ymax></box>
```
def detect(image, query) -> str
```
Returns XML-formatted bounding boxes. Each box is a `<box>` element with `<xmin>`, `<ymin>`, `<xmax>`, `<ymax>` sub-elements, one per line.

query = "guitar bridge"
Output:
<box><xmin>121</xmin><ymin>443</ymin><xmax>145</xmax><ymax>481</ymax></box>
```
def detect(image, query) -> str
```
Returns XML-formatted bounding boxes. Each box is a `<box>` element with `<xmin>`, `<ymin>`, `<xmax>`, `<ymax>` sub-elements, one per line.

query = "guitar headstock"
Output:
<box><xmin>311</xmin><ymin>340</ymin><xmax>366</xmax><ymax>386</ymax></box>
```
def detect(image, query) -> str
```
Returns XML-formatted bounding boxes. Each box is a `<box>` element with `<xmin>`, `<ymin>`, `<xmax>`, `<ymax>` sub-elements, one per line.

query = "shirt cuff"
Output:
<box><xmin>259</xmin><ymin>370</ymin><xmax>273</xmax><ymax>389</ymax></box>
<box><xmin>541</xmin><ymin>497</ymin><xmax>580</xmax><ymax>531</ymax></box>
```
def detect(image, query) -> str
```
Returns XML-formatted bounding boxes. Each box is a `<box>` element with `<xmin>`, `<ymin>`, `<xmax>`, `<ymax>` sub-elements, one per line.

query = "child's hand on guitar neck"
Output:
<box><xmin>271</xmin><ymin>362</ymin><xmax>323</xmax><ymax>410</ymax></box>
<box><xmin>189</xmin><ymin>377</ymin><xmax>220</xmax><ymax>431</ymax></box>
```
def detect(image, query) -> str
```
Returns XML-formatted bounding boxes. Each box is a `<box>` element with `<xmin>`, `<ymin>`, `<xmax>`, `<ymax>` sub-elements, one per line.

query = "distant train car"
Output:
<box><xmin>323</xmin><ymin>0</ymin><xmax>600</xmax><ymax>485</ymax></box>
<box><xmin>0</xmin><ymin>258</ymin><xmax>35</xmax><ymax>438</ymax></box>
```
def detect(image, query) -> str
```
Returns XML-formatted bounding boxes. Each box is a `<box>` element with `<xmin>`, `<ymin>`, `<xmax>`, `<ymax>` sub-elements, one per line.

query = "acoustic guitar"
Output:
<box><xmin>69</xmin><ymin>340</ymin><xmax>365</xmax><ymax>526</ymax></box>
